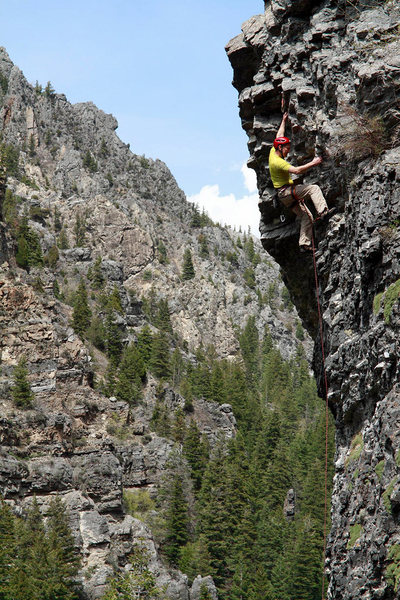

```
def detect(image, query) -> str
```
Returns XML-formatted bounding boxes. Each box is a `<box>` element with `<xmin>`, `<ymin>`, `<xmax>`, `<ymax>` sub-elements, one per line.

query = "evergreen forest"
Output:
<box><xmin>0</xmin><ymin>496</ymin><xmax>80</xmax><ymax>600</ymax></box>
<box><xmin>150</xmin><ymin>316</ymin><xmax>335</xmax><ymax>600</ymax></box>
<box><xmin>103</xmin><ymin>315</ymin><xmax>335</xmax><ymax>600</ymax></box>
<box><xmin>0</xmin><ymin>313</ymin><xmax>334</xmax><ymax>600</ymax></box>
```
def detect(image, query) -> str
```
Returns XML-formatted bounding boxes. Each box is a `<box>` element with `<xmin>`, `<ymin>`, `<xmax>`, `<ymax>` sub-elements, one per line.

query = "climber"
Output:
<box><xmin>269</xmin><ymin>112</ymin><xmax>334</xmax><ymax>253</ymax></box>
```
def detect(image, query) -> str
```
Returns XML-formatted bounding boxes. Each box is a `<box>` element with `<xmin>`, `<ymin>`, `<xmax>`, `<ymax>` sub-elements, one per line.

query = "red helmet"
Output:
<box><xmin>273</xmin><ymin>136</ymin><xmax>290</xmax><ymax>149</ymax></box>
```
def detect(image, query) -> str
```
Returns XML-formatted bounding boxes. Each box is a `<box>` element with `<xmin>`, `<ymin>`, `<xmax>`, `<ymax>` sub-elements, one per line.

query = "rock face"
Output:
<box><xmin>0</xmin><ymin>46</ymin><xmax>309</xmax><ymax>598</ymax></box>
<box><xmin>227</xmin><ymin>1</ymin><xmax>400</xmax><ymax>598</ymax></box>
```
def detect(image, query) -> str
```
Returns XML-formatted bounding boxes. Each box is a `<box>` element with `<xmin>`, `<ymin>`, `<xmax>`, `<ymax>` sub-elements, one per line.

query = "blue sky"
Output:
<box><xmin>0</xmin><ymin>0</ymin><xmax>264</xmax><ymax>233</ymax></box>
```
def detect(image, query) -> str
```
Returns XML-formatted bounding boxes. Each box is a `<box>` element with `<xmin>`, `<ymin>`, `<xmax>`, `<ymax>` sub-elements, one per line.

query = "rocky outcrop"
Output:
<box><xmin>227</xmin><ymin>1</ymin><xmax>400</xmax><ymax>598</ymax></box>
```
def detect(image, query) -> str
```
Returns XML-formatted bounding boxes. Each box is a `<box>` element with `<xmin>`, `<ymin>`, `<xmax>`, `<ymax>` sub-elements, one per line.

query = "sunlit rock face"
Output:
<box><xmin>227</xmin><ymin>1</ymin><xmax>400</xmax><ymax>598</ymax></box>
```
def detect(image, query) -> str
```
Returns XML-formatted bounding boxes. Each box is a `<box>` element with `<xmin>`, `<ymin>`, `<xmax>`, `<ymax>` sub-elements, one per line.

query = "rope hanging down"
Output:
<box><xmin>310</xmin><ymin>223</ymin><xmax>330</xmax><ymax>600</ymax></box>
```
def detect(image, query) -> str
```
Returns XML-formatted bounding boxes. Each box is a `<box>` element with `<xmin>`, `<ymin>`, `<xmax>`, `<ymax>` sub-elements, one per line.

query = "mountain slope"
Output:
<box><xmin>0</xmin><ymin>46</ymin><xmax>310</xmax><ymax>600</ymax></box>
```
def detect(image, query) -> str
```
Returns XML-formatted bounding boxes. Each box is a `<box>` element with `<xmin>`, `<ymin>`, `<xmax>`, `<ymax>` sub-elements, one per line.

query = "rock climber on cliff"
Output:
<box><xmin>269</xmin><ymin>112</ymin><xmax>335</xmax><ymax>253</ymax></box>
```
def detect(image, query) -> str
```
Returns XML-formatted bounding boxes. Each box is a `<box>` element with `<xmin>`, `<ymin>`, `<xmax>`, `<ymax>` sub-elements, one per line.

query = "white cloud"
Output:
<box><xmin>187</xmin><ymin>162</ymin><xmax>261</xmax><ymax>235</ymax></box>
<box><xmin>241</xmin><ymin>163</ymin><xmax>258</xmax><ymax>193</ymax></box>
<box><xmin>187</xmin><ymin>184</ymin><xmax>260</xmax><ymax>235</ymax></box>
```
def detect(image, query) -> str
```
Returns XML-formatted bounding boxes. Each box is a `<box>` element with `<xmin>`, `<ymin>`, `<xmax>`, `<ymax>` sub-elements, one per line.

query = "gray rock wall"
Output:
<box><xmin>227</xmin><ymin>1</ymin><xmax>400</xmax><ymax>598</ymax></box>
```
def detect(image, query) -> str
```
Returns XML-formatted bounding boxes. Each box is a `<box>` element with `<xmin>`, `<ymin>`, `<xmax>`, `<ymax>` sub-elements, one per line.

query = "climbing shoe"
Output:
<box><xmin>299</xmin><ymin>245</ymin><xmax>313</xmax><ymax>254</ymax></box>
<box><xmin>318</xmin><ymin>207</ymin><xmax>337</xmax><ymax>221</ymax></box>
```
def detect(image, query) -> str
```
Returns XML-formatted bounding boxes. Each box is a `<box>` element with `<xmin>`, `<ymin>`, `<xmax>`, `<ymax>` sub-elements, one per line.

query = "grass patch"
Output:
<box><xmin>386</xmin><ymin>544</ymin><xmax>400</xmax><ymax>592</ymax></box>
<box><xmin>335</xmin><ymin>102</ymin><xmax>389</xmax><ymax>162</ymax></box>
<box><xmin>346</xmin><ymin>433</ymin><xmax>364</xmax><ymax>467</ymax></box>
<box><xmin>373</xmin><ymin>292</ymin><xmax>383</xmax><ymax>315</ymax></box>
<box><xmin>375</xmin><ymin>460</ymin><xmax>385</xmax><ymax>482</ymax></box>
<box><xmin>383</xmin><ymin>279</ymin><xmax>400</xmax><ymax>324</ymax></box>
<box><xmin>383</xmin><ymin>478</ymin><xmax>396</xmax><ymax>514</ymax></box>
<box><xmin>373</xmin><ymin>280</ymin><xmax>400</xmax><ymax>324</ymax></box>
<box><xmin>347</xmin><ymin>523</ymin><xmax>363</xmax><ymax>549</ymax></box>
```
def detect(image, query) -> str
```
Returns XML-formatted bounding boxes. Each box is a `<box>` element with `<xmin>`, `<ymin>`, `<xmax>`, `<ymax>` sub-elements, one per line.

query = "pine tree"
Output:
<box><xmin>115</xmin><ymin>343</ymin><xmax>145</xmax><ymax>406</ymax></box>
<box><xmin>54</xmin><ymin>206</ymin><xmax>62</xmax><ymax>232</ymax></box>
<box><xmin>156</xmin><ymin>298</ymin><xmax>172</xmax><ymax>333</ymax></box>
<box><xmin>46</xmin><ymin>496</ymin><xmax>81</xmax><ymax>599</ymax></box>
<box><xmin>137</xmin><ymin>325</ymin><xmax>153</xmax><ymax>367</ymax></box>
<box><xmin>16</xmin><ymin>219</ymin><xmax>43</xmax><ymax>269</ymax></box>
<box><xmin>58</xmin><ymin>227</ymin><xmax>69</xmax><ymax>249</ymax></box>
<box><xmin>0</xmin><ymin>498</ymin><xmax>15</xmax><ymax>599</ymax></box>
<box><xmin>149</xmin><ymin>331</ymin><xmax>171</xmax><ymax>380</ymax></box>
<box><xmin>157</xmin><ymin>240</ymin><xmax>168</xmax><ymax>264</ymax></box>
<box><xmin>104</xmin><ymin>309</ymin><xmax>123</xmax><ymax>365</ymax></box>
<box><xmin>197</xmin><ymin>444</ymin><xmax>232</xmax><ymax>589</ymax></box>
<box><xmin>74</xmin><ymin>211</ymin><xmax>86</xmax><ymax>246</ymax></box>
<box><xmin>151</xmin><ymin>400</ymin><xmax>172</xmax><ymax>437</ymax></box>
<box><xmin>210</xmin><ymin>362</ymin><xmax>226</xmax><ymax>404</ymax></box>
<box><xmin>198</xmin><ymin>234</ymin><xmax>209</xmax><ymax>258</ymax></box>
<box><xmin>182</xmin><ymin>248</ymin><xmax>195</xmax><ymax>280</ymax></box>
<box><xmin>171</xmin><ymin>348</ymin><xmax>184</xmax><ymax>388</ymax></box>
<box><xmin>160</xmin><ymin>453</ymin><xmax>193</xmax><ymax>567</ymax></box>
<box><xmin>163</xmin><ymin>474</ymin><xmax>190</xmax><ymax>565</ymax></box>
<box><xmin>244</xmin><ymin>236</ymin><xmax>256</xmax><ymax>263</ymax></box>
<box><xmin>44</xmin><ymin>81</ymin><xmax>55</xmax><ymax>97</ymax></box>
<box><xmin>183</xmin><ymin>420</ymin><xmax>209</xmax><ymax>491</ymax></box>
<box><xmin>72</xmin><ymin>279</ymin><xmax>92</xmax><ymax>338</ymax></box>
<box><xmin>108</xmin><ymin>286</ymin><xmax>124</xmax><ymax>313</ymax></box>
<box><xmin>239</xmin><ymin>315</ymin><xmax>260</xmax><ymax>388</ymax></box>
<box><xmin>90</xmin><ymin>256</ymin><xmax>105</xmax><ymax>289</ymax></box>
<box><xmin>6</xmin><ymin>497</ymin><xmax>81</xmax><ymax>600</ymax></box>
<box><xmin>11</xmin><ymin>358</ymin><xmax>34</xmax><ymax>408</ymax></box>
<box><xmin>190</xmin><ymin>204</ymin><xmax>202</xmax><ymax>227</ymax></box>
<box><xmin>10</xmin><ymin>498</ymin><xmax>49</xmax><ymax>600</ymax></box>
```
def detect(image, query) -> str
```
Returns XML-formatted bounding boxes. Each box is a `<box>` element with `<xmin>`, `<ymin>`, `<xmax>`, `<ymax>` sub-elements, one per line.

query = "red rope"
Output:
<box><xmin>310</xmin><ymin>222</ymin><xmax>330</xmax><ymax>600</ymax></box>
<box><xmin>286</xmin><ymin>191</ymin><xmax>330</xmax><ymax>599</ymax></box>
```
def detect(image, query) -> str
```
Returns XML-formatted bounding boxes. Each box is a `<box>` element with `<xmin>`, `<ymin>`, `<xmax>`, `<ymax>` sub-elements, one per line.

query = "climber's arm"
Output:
<box><xmin>288</xmin><ymin>156</ymin><xmax>322</xmax><ymax>175</ymax></box>
<box><xmin>276</xmin><ymin>112</ymin><xmax>288</xmax><ymax>138</ymax></box>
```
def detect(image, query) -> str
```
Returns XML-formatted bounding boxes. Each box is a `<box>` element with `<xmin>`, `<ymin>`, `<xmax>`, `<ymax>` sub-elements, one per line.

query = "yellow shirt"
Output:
<box><xmin>269</xmin><ymin>147</ymin><xmax>293</xmax><ymax>189</ymax></box>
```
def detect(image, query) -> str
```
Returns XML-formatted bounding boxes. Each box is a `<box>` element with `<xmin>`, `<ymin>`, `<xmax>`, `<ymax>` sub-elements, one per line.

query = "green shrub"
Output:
<box><xmin>82</xmin><ymin>150</ymin><xmax>98</xmax><ymax>172</ymax></box>
<box><xmin>243</xmin><ymin>267</ymin><xmax>256</xmax><ymax>289</ymax></box>
<box><xmin>45</xmin><ymin>244</ymin><xmax>59</xmax><ymax>268</ymax></box>
<box><xmin>386</xmin><ymin>544</ymin><xmax>400</xmax><ymax>591</ymax></box>
<box><xmin>375</xmin><ymin>460</ymin><xmax>385</xmax><ymax>481</ymax></box>
<box><xmin>383</xmin><ymin>279</ymin><xmax>400</xmax><ymax>324</ymax></box>
<box><xmin>140</xmin><ymin>155</ymin><xmax>150</xmax><ymax>169</ymax></box>
<box><xmin>11</xmin><ymin>358</ymin><xmax>34</xmax><ymax>408</ymax></box>
<box><xmin>123</xmin><ymin>489</ymin><xmax>156</xmax><ymax>518</ymax></box>
<box><xmin>345</xmin><ymin>433</ymin><xmax>364</xmax><ymax>467</ymax></box>
<box><xmin>142</xmin><ymin>269</ymin><xmax>152</xmax><ymax>281</ymax></box>
<box><xmin>296</xmin><ymin>320</ymin><xmax>305</xmax><ymax>341</ymax></box>
<box><xmin>373</xmin><ymin>291</ymin><xmax>383</xmax><ymax>315</ymax></box>
<box><xmin>383</xmin><ymin>478</ymin><xmax>396</xmax><ymax>514</ymax></box>
<box><xmin>16</xmin><ymin>219</ymin><xmax>43</xmax><ymax>269</ymax></box>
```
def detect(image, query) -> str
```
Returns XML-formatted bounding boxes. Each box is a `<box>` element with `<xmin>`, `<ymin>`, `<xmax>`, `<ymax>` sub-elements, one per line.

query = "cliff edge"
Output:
<box><xmin>227</xmin><ymin>1</ymin><xmax>400</xmax><ymax>598</ymax></box>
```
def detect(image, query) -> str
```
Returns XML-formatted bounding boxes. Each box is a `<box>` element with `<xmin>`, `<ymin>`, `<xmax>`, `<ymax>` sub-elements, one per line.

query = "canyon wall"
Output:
<box><xmin>226</xmin><ymin>1</ymin><xmax>400</xmax><ymax>598</ymax></box>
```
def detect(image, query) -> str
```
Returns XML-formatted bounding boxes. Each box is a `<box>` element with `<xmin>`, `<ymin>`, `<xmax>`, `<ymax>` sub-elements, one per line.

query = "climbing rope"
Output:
<box><xmin>310</xmin><ymin>218</ymin><xmax>330</xmax><ymax>600</ymax></box>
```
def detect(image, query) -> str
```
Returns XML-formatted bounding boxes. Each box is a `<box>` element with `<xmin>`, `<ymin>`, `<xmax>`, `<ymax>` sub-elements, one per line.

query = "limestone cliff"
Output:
<box><xmin>227</xmin><ymin>1</ymin><xmax>400</xmax><ymax>598</ymax></box>
<box><xmin>0</xmin><ymin>47</ymin><xmax>307</xmax><ymax>599</ymax></box>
